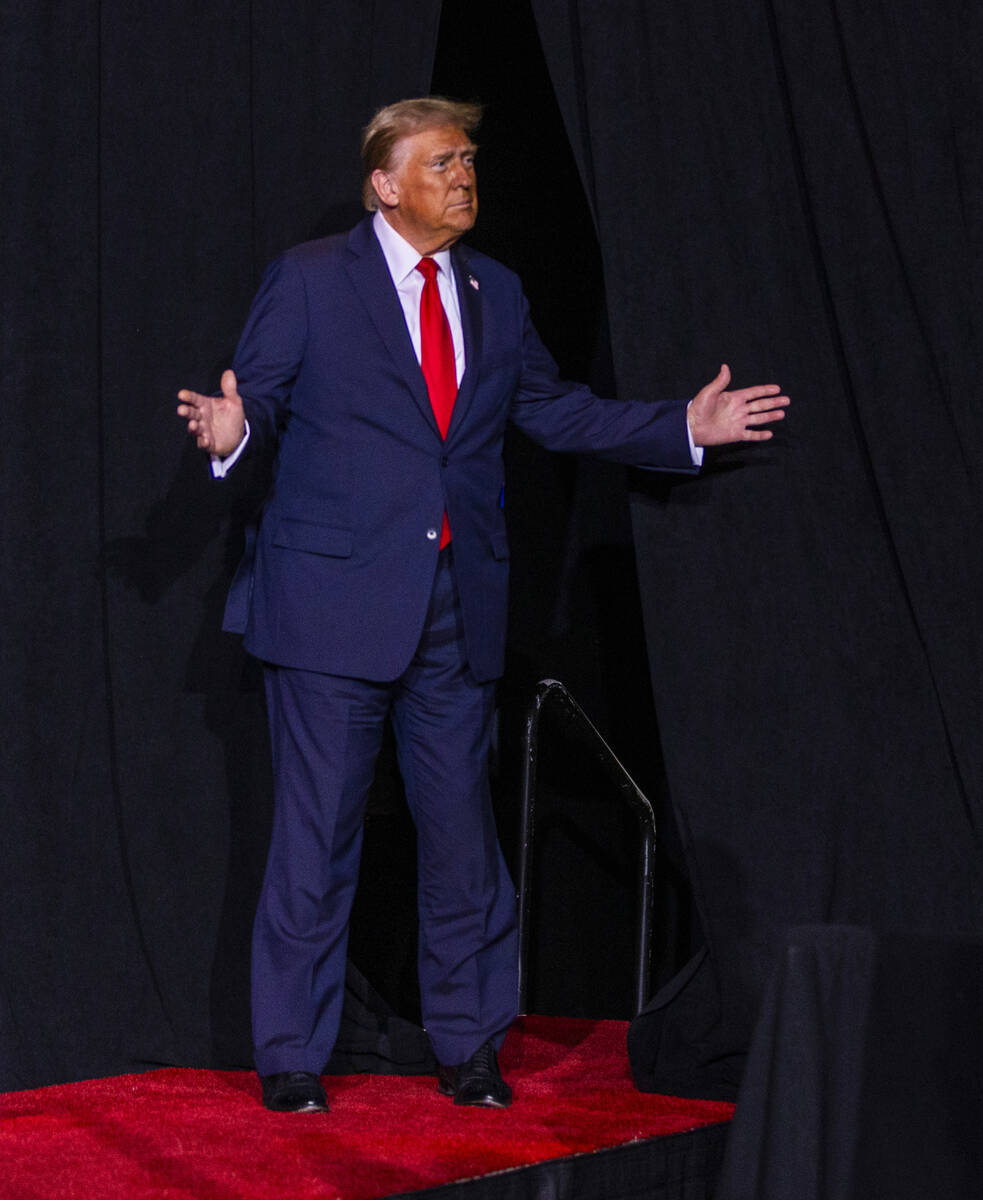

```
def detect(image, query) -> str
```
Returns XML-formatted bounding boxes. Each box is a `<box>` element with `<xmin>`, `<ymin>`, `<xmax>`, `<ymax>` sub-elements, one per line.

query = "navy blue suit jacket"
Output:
<box><xmin>224</xmin><ymin>216</ymin><xmax>696</xmax><ymax>683</ymax></box>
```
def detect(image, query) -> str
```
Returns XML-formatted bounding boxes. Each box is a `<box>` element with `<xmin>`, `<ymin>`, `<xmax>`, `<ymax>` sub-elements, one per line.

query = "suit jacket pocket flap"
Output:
<box><xmin>273</xmin><ymin>517</ymin><xmax>353</xmax><ymax>558</ymax></box>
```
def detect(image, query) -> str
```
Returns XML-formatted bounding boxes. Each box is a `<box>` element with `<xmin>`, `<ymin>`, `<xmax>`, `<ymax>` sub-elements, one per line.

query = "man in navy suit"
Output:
<box><xmin>178</xmin><ymin>97</ymin><xmax>787</xmax><ymax>1113</ymax></box>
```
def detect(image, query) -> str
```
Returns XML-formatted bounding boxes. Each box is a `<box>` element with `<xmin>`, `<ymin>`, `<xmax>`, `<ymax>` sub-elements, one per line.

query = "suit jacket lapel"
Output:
<box><xmin>446</xmin><ymin>243</ymin><xmax>483</xmax><ymax>443</ymax></box>
<box><xmin>344</xmin><ymin>218</ymin><xmax>441</xmax><ymax>437</ymax></box>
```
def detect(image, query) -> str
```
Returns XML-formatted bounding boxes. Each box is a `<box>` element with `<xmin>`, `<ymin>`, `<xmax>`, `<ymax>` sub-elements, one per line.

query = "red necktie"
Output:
<box><xmin>416</xmin><ymin>257</ymin><xmax>458</xmax><ymax>547</ymax></box>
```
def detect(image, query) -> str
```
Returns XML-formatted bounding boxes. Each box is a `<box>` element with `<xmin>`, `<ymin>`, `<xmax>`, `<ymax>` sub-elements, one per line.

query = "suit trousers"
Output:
<box><xmin>251</xmin><ymin>546</ymin><xmax>519</xmax><ymax>1075</ymax></box>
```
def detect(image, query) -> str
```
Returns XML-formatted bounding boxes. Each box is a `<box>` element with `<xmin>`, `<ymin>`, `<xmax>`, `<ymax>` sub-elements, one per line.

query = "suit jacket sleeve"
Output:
<box><xmin>507</xmin><ymin>293</ymin><xmax>698</xmax><ymax>474</ymax></box>
<box><xmin>231</xmin><ymin>252</ymin><xmax>310</xmax><ymax>458</ymax></box>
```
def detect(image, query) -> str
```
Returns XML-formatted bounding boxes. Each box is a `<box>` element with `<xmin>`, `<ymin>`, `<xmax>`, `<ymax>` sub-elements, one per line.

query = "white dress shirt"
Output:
<box><xmin>371</xmin><ymin>210</ymin><xmax>466</xmax><ymax>384</ymax></box>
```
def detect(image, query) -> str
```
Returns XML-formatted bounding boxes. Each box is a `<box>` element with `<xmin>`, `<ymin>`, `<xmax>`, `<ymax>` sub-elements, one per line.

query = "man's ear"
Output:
<box><xmin>371</xmin><ymin>168</ymin><xmax>398</xmax><ymax>209</ymax></box>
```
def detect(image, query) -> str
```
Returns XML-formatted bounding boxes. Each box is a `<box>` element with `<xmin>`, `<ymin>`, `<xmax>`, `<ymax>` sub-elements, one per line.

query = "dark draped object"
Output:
<box><xmin>1</xmin><ymin>0</ymin><xmax>440</xmax><ymax>1090</ymax></box>
<box><xmin>715</xmin><ymin>927</ymin><xmax>983</xmax><ymax>1199</ymax></box>
<box><xmin>532</xmin><ymin>0</ymin><xmax>983</xmax><ymax>1097</ymax></box>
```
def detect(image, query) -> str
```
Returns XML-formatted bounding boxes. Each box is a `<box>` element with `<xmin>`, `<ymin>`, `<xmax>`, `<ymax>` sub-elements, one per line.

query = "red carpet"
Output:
<box><xmin>0</xmin><ymin>1016</ymin><xmax>733</xmax><ymax>1199</ymax></box>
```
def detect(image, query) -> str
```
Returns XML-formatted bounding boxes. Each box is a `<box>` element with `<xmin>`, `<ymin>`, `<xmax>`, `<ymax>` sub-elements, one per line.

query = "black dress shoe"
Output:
<box><xmin>260</xmin><ymin>1071</ymin><xmax>329</xmax><ymax>1113</ymax></box>
<box><xmin>437</xmin><ymin>1040</ymin><xmax>512</xmax><ymax>1108</ymax></box>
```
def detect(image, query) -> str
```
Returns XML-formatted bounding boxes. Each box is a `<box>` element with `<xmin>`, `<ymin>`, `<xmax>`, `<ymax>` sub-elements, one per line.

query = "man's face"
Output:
<box><xmin>375</xmin><ymin>124</ymin><xmax>478</xmax><ymax>254</ymax></box>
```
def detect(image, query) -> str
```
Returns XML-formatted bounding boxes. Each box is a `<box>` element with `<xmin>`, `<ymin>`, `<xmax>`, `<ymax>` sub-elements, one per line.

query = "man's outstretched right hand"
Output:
<box><xmin>177</xmin><ymin>369</ymin><xmax>246</xmax><ymax>459</ymax></box>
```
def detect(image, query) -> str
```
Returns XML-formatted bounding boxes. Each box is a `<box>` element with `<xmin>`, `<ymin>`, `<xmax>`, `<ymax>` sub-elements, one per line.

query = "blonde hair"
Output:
<box><xmin>361</xmin><ymin>97</ymin><xmax>483</xmax><ymax>210</ymax></box>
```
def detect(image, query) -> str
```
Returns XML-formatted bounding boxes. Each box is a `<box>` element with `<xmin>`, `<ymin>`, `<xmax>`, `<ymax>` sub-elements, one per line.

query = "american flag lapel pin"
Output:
<box><xmin>468</xmin><ymin>274</ymin><xmax>479</xmax><ymax>290</ymax></box>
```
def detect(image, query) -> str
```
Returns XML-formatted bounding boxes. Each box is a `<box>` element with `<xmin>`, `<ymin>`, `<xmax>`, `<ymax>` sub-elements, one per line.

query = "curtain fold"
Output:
<box><xmin>533</xmin><ymin>0</ymin><xmax>983</xmax><ymax>1096</ymax></box>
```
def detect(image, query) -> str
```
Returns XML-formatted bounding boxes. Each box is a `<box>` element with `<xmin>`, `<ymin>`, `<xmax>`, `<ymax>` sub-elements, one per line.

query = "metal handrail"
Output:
<box><xmin>516</xmin><ymin>678</ymin><xmax>657</xmax><ymax>1017</ymax></box>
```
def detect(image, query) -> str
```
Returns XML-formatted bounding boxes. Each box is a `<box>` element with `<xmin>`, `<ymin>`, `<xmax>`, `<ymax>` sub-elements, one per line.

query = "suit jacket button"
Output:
<box><xmin>441</xmin><ymin>455</ymin><xmax>448</xmax><ymax>467</ymax></box>
<box><xmin>426</xmin><ymin>528</ymin><xmax>438</xmax><ymax>540</ymax></box>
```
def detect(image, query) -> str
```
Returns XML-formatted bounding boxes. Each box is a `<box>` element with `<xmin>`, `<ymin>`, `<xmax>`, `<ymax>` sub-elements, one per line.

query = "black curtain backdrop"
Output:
<box><xmin>1</xmin><ymin>0</ymin><xmax>441</xmax><ymax>1090</ymax></box>
<box><xmin>532</xmin><ymin>0</ymin><xmax>983</xmax><ymax>1097</ymax></box>
<box><xmin>3</xmin><ymin>0</ymin><xmax>664</xmax><ymax>1092</ymax></box>
<box><xmin>5</xmin><ymin>0</ymin><xmax>982</xmax><ymax>1101</ymax></box>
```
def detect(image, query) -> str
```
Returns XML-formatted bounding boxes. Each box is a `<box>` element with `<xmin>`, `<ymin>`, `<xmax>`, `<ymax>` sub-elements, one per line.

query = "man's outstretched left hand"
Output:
<box><xmin>687</xmin><ymin>364</ymin><xmax>789</xmax><ymax>447</ymax></box>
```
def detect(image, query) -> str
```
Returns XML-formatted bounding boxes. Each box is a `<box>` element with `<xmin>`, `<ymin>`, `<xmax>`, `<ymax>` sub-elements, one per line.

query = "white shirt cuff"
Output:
<box><xmin>210</xmin><ymin>420</ymin><xmax>250</xmax><ymax>478</ymax></box>
<box><xmin>686</xmin><ymin>403</ymin><xmax>704</xmax><ymax>467</ymax></box>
